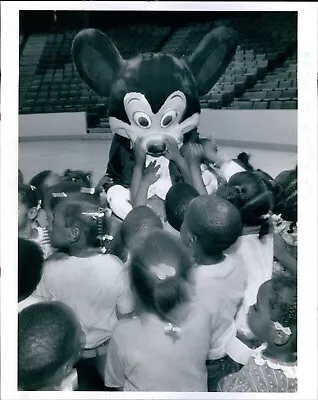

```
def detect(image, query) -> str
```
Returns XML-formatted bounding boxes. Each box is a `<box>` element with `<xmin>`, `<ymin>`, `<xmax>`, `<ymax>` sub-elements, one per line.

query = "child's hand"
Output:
<box><xmin>134</xmin><ymin>137</ymin><xmax>146</xmax><ymax>167</ymax></box>
<box><xmin>183</xmin><ymin>143</ymin><xmax>203</xmax><ymax>165</ymax></box>
<box><xmin>164</xmin><ymin>137</ymin><xmax>181</xmax><ymax>162</ymax></box>
<box><xmin>202</xmin><ymin>140</ymin><xmax>219</xmax><ymax>164</ymax></box>
<box><xmin>144</xmin><ymin>161</ymin><xmax>160</xmax><ymax>185</ymax></box>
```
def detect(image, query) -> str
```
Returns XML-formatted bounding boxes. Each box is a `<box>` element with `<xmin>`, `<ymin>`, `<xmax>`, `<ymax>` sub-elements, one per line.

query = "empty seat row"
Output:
<box><xmin>229</xmin><ymin>100</ymin><xmax>297</xmax><ymax>110</ymax></box>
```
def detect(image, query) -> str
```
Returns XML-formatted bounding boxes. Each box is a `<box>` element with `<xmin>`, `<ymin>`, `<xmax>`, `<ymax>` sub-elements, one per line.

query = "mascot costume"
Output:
<box><xmin>72</xmin><ymin>25</ymin><xmax>242</xmax><ymax>221</ymax></box>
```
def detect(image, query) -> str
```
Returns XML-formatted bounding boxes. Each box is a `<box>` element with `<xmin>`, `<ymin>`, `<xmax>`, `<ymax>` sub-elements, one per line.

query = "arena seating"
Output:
<box><xmin>19</xmin><ymin>13</ymin><xmax>297</xmax><ymax>131</ymax></box>
<box><xmin>227</xmin><ymin>53</ymin><xmax>297</xmax><ymax>109</ymax></box>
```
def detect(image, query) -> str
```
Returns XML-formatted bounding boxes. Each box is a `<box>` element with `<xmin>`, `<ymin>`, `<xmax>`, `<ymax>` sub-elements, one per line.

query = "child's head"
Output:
<box><xmin>62</xmin><ymin>169</ymin><xmax>92</xmax><ymax>188</ymax></box>
<box><xmin>18</xmin><ymin>184</ymin><xmax>39</xmax><ymax>230</ymax></box>
<box><xmin>200</xmin><ymin>136</ymin><xmax>218</xmax><ymax>164</ymax></box>
<box><xmin>130</xmin><ymin>230</ymin><xmax>193</xmax><ymax>323</ymax></box>
<box><xmin>29</xmin><ymin>170</ymin><xmax>61</xmax><ymax>205</ymax></box>
<box><xmin>43</xmin><ymin>181</ymin><xmax>85</xmax><ymax>214</ymax></box>
<box><xmin>274</xmin><ymin>168</ymin><xmax>297</xmax><ymax>223</ymax></box>
<box><xmin>248</xmin><ymin>277</ymin><xmax>297</xmax><ymax>353</ymax></box>
<box><xmin>216</xmin><ymin>171</ymin><xmax>273</xmax><ymax>237</ymax></box>
<box><xmin>39</xmin><ymin>181</ymin><xmax>85</xmax><ymax>230</ymax></box>
<box><xmin>18</xmin><ymin>302</ymin><xmax>84</xmax><ymax>390</ymax></box>
<box><xmin>280</xmin><ymin>176</ymin><xmax>297</xmax><ymax>223</ymax></box>
<box><xmin>121</xmin><ymin>206</ymin><xmax>163</xmax><ymax>251</ymax></box>
<box><xmin>180</xmin><ymin>194</ymin><xmax>242</xmax><ymax>258</ymax></box>
<box><xmin>165</xmin><ymin>183</ymin><xmax>199</xmax><ymax>232</ymax></box>
<box><xmin>18</xmin><ymin>238</ymin><xmax>44</xmax><ymax>302</ymax></box>
<box><xmin>49</xmin><ymin>192</ymin><xmax>112</xmax><ymax>253</ymax></box>
<box><xmin>232</xmin><ymin>154</ymin><xmax>279</xmax><ymax>206</ymax></box>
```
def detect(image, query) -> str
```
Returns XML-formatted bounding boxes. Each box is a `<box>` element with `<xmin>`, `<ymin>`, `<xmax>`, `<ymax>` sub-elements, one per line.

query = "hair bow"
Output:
<box><xmin>273</xmin><ymin>321</ymin><xmax>292</xmax><ymax>336</ymax></box>
<box><xmin>150</xmin><ymin>264</ymin><xmax>176</xmax><ymax>281</ymax></box>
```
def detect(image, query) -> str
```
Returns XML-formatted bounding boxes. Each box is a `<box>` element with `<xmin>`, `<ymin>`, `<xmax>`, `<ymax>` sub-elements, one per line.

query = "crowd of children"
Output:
<box><xmin>18</xmin><ymin>137</ymin><xmax>297</xmax><ymax>392</ymax></box>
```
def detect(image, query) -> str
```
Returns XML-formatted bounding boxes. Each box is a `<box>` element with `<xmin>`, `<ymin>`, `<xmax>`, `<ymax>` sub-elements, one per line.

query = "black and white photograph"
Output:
<box><xmin>0</xmin><ymin>1</ymin><xmax>317</xmax><ymax>398</ymax></box>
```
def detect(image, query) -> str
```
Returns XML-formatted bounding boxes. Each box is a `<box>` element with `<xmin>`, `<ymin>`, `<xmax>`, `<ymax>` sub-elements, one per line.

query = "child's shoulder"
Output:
<box><xmin>112</xmin><ymin>316</ymin><xmax>141</xmax><ymax>339</ymax></box>
<box><xmin>102</xmin><ymin>253</ymin><xmax>127</xmax><ymax>271</ymax></box>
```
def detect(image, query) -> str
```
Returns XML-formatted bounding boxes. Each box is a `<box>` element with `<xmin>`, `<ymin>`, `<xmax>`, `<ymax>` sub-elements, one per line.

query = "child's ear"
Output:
<box><xmin>28</xmin><ymin>207</ymin><xmax>38</xmax><ymax>221</ymax></box>
<box><xmin>70</xmin><ymin>226</ymin><xmax>81</xmax><ymax>243</ymax></box>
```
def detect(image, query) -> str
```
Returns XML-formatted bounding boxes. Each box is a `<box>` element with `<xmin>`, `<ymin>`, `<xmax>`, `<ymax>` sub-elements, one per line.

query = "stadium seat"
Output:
<box><xmin>280</xmin><ymin>88</ymin><xmax>297</xmax><ymax>100</ymax></box>
<box><xmin>253</xmin><ymin>101</ymin><xmax>269</xmax><ymax>109</ymax></box>
<box><xmin>279</xmin><ymin>79</ymin><xmax>294</xmax><ymax>89</ymax></box>
<box><xmin>282</xmin><ymin>100</ymin><xmax>297</xmax><ymax>109</ymax></box>
<box><xmin>237</xmin><ymin>101</ymin><xmax>253</xmax><ymax>109</ymax></box>
<box><xmin>265</xmin><ymin>90</ymin><xmax>282</xmax><ymax>101</ymax></box>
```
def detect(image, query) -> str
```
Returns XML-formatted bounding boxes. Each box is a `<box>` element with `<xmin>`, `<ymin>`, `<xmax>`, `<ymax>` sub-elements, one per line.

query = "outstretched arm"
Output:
<box><xmin>164</xmin><ymin>137</ymin><xmax>192</xmax><ymax>185</ymax></box>
<box><xmin>130</xmin><ymin>137</ymin><xmax>146</xmax><ymax>204</ymax></box>
<box><xmin>183</xmin><ymin>143</ymin><xmax>207</xmax><ymax>195</ymax></box>
<box><xmin>133</xmin><ymin>162</ymin><xmax>160</xmax><ymax>207</ymax></box>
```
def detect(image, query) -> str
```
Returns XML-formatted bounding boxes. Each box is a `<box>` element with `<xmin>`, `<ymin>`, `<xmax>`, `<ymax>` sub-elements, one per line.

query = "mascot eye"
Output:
<box><xmin>133</xmin><ymin>112</ymin><xmax>151</xmax><ymax>128</ymax></box>
<box><xmin>161</xmin><ymin>110</ymin><xmax>178</xmax><ymax>128</ymax></box>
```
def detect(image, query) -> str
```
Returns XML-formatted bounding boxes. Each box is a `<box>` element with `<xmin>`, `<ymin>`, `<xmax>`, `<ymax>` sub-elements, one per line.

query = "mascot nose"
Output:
<box><xmin>146</xmin><ymin>140</ymin><xmax>167</xmax><ymax>157</ymax></box>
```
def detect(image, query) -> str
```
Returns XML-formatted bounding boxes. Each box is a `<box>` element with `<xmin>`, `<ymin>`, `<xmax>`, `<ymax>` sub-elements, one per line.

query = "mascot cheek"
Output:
<box><xmin>109</xmin><ymin>117</ymin><xmax>131</xmax><ymax>141</ymax></box>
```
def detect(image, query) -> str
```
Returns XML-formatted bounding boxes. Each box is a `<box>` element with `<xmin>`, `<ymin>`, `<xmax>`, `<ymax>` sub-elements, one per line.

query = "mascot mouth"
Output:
<box><xmin>146</xmin><ymin>140</ymin><xmax>167</xmax><ymax>157</ymax></box>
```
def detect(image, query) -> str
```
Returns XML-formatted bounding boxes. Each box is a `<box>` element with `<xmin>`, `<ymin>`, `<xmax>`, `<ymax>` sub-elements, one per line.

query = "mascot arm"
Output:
<box><xmin>106</xmin><ymin>185</ymin><xmax>133</xmax><ymax>221</ymax></box>
<box><xmin>98</xmin><ymin>135</ymin><xmax>135</xmax><ymax>192</ymax></box>
<box><xmin>96</xmin><ymin>135</ymin><xmax>135</xmax><ymax>220</ymax></box>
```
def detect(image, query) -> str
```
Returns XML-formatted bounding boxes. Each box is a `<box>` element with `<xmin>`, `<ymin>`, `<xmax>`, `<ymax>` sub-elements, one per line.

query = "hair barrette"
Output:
<box><xmin>82</xmin><ymin>211</ymin><xmax>105</xmax><ymax>219</ymax></box>
<box><xmin>81</xmin><ymin>207</ymin><xmax>112</xmax><ymax>220</ymax></box>
<box><xmin>164</xmin><ymin>323</ymin><xmax>181</xmax><ymax>339</ymax></box>
<box><xmin>30</xmin><ymin>185</ymin><xmax>36</xmax><ymax>191</ymax></box>
<box><xmin>273</xmin><ymin>321</ymin><xmax>292</xmax><ymax>336</ymax></box>
<box><xmin>80</xmin><ymin>187</ymin><xmax>95</xmax><ymax>195</ymax></box>
<box><xmin>52</xmin><ymin>192</ymin><xmax>68</xmax><ymax>198</ymax></box>
<box><xmin>36</xmin><ymin>200</ymin><xmax>42</xmax><ymax>211</ymax></box>
<box><xmin>150</xmin><ymin>264</ymin><xmax>176</xmax><ymax>281</ymax></box>
<box><xmin>97</xmin><ymin>234</ymin><xmax>114</xmax><ymax>242</ymax></box>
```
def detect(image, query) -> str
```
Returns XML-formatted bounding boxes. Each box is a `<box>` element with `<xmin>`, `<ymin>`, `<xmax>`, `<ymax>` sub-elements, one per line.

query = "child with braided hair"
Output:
<box><xmin>34</xmin><ymin>192</ymin><xmax>134</xmax><ymax>385</ymax></box>
<box><xmin>216</xmin><ymin>171</ymin><xmax>274</xmax><ymax>342</ymax></box>
<box><xmin>104</xmin><ymin>230</ymin><xmax>212</xmax><ymax>391</ymax></box>
<box><xmin>272</xmin><ymin>168</ymin><xmax>297</xmax><ymax>277</ymax></box>
<box><xmin>18</xmin><ymin>183</ymin><xmax>53</xmax><ymax>260</ymax></box>
<box><xmin>218</xmin><ymin>276</ymin><xmax>297</xmax><ymax>392</ymax></box>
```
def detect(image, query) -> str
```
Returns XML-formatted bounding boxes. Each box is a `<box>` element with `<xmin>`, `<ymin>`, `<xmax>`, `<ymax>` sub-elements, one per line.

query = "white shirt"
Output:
<box><xmin>104</xmin><ymin>303</ymin><xmax>211</xmax><ymax>391</ymax></box>
<box><xmin>226</xmin><ymin>232</ymin><xmax>274</xmax><ymax>337</ymax></box>
<box><xmin>194</xmin><ymin>254</ymin><xmax>247</xmax><ymax>360</ymax></box>
<box><xmin>35</xmin><ymin>254</ymin><xmax>134</xmax><ymax>349</ymax></box>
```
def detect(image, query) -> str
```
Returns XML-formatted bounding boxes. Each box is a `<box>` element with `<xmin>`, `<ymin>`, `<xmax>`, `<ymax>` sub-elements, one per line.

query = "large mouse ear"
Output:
<box><xmin>72</xmin><ymin>29</ymin><xmax>125</xmax><ymax>97</ymax></box>
<box><xmin>187</xmin><ymin>26</ymin><xmax>238</xmax><ymax>96</ymax></box>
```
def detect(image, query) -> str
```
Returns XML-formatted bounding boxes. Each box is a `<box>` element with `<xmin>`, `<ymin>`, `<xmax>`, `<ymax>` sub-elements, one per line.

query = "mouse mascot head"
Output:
<box><xmin>72</xmin><ymin>26</ymin><xmax>238</xmax><ymax>220</ymax></box>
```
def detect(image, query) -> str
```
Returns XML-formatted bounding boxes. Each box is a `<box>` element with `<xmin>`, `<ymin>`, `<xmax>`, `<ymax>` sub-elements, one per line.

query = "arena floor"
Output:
<box><xmin>19</xmin><ymin>139</ymin><xmax>297</xmax><ymax>185</ymax></box>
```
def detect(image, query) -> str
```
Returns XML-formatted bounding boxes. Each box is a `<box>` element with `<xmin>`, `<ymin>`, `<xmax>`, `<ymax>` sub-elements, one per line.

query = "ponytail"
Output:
<box><xmin>130</xmin><ymin>230</ymin><xmax>192</xmax><ymax>329</ymax></box>
<box><xmin>236</xmin><ymin>152</ymin><xmax>254</xmax><ymax>171</ymax></box>
<box><xmin>153</xmin><ymin>276</ymin><xmax>184</xmax><ymax>318</ymax></box>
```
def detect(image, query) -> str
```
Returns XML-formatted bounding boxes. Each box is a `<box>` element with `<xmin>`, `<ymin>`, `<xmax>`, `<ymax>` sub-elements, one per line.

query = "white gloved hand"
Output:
<box><xmin>106</xmin><ymin>185</ymin><xmax>133</xmax><ymax>221</ymax></box>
